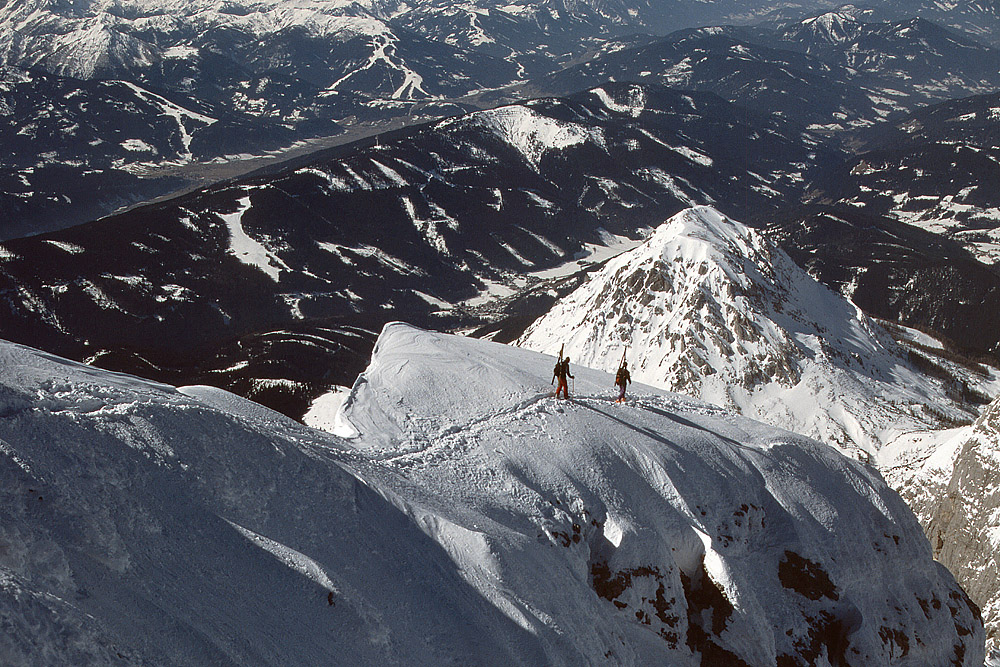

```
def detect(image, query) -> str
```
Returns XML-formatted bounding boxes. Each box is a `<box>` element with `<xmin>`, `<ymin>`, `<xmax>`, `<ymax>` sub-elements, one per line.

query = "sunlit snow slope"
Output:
<box><xmin>0</xmin><ymin>325</ymin><xmax>984</xmax><ymax>665</ymax></box>
<box><xmin>518</xmin><ymin>206</ymin><xmax>977</xmax><ymax>456</ymax></box>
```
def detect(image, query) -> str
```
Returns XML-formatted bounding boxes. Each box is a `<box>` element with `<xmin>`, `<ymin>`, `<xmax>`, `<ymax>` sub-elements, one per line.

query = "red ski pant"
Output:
<box><xmin>556</xmin><ymin>377</ymin><xmax>569</xmax><ymax>398</ymax></box>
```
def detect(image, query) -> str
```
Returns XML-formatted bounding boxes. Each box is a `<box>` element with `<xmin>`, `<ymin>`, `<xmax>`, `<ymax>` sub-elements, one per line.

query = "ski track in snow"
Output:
<box><xmin>372</xmin><ymin>391</ymin><xmax>721</xmax><ymax>468</ymax></box>
<box><xmin>120</xmin><ymin>81</ymin><xmax>217</xmax><ymax>158</ymax></box>
<box><xmin>218</xmin><ymin>195</ymin><xmax>290</xmax><ymax>282</ymax></box>
<box><xmin>324</xmin><ymin>34</ymin><xmax>431</xmax><ymax>100</ymax></box>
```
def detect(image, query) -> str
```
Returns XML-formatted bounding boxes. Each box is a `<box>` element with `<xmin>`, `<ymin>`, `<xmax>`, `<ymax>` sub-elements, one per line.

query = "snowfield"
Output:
<box><xmin>467</xmin><ymin>104</ymin><xmax>607</xmax><ymax>170</ymax></box>
<box><xmin>0</xmin><ymin>325</ymin><xmax>984</xmax><ymax>665</ymax></box>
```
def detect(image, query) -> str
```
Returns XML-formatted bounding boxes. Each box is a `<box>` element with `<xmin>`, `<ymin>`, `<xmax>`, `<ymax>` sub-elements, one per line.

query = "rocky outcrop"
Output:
<box><xmin>919</xmin><ymin>398</ymin><xmax>1000</xmax><ymax>652</ymax></box>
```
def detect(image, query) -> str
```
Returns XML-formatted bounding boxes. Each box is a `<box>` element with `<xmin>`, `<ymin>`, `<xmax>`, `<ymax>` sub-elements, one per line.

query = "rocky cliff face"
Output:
<box><xmin>885</xmin><ymin>396</ymin><xmax>1000</xmax><ymax>655</ymax></box>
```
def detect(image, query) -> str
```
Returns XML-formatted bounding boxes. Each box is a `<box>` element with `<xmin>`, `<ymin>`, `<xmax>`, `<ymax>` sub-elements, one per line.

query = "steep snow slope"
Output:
<box><xmin>517</xmin><ymin>206</ymin><xmax>980</xmax><ymax>455</ymax></box>
<box><xmin>0</xmin><ymin>338</ymin><xmax>558</xmax><ymax>665</ymax></box>
<box><xmin>0</xmin><ymin>326</ymin><xmax>984</xmax><ymax>665</ymax></box>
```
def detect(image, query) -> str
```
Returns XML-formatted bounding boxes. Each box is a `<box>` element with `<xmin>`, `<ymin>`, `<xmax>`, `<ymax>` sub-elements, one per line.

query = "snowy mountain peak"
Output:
<box><xmin>649</xmin><ymin>205</ymin><xmax>778</xmax><ymax>287</ymax></box>
<box><xmin>0</xmin><ymin>330</ymin><xmax>987</xmax><ymax>664</ymax></box>
<box><xmin>797</xmin><ymin>10</ymin><xmax>866</xmax><ymax>44</ymax></box>
<box><xmin>518</xmin><ymin>206</ymin><xmax>975</xmax><ymax>454</ymax></box>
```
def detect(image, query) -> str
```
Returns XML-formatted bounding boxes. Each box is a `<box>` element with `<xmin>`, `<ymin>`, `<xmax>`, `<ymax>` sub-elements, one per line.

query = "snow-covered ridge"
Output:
<box><xmin>0</xmin><ymin>327</ymin><xmax>984</xmax><ymax>664</ymax></box>
<box><xmin>518</xmin><ymin>206</ymin><xmax>977</xmax><ymax>455</ymax></box>
<box><xmin>465</xmin><ymin>104</ymin><xmax>606</xmax><ymax>170</ymax></box>
<box><xmin>795</xmin><ymin>10</ymin><xmax>866</xmax><ymax>45</ymax></box>
<box><xmin>2</xmin><ymin>0</ymin><xmax>393</xmax><ymax>50</ymax></box>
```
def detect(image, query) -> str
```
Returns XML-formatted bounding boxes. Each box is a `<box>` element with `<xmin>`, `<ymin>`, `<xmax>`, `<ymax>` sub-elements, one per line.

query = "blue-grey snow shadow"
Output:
<box><xmin>0</xmin><ymin>396</ymin><xmax>548</xmax><ymax>666</ymax></box>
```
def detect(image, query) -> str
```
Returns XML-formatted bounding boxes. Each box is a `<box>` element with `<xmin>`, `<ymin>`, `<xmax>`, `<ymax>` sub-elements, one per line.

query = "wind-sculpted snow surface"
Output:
<box><xmin>1</xmin><ymin>325</ymin><xmax>979</xmax><ymax>664</ymax></box>
<box><xmin>0</xmin><ymin>339</ymin><xmax>553</xmax><ymax>666</ymax></box>
<box><xmin>518</xmin><ymin>206</ymin><xmax>978</xmax><ymax>456</ymax></box>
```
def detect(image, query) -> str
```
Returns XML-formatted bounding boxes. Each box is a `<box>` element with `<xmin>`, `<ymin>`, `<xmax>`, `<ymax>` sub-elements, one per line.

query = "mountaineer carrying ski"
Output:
<box><xmin>615</xmin><ymin>362</ymin><xmax>631</xmax><ymax>403</ymax></box>
<box><xmin>554</xmin><ymin>356</ymin><xmax>574</xmax><ymax>399</ymax></box>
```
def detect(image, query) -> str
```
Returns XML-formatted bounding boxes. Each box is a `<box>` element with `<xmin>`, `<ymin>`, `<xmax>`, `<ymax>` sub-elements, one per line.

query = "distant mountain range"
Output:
<box><xmin>508</xmin><ymin>11</ymin><xmax>1000</xmax><ymax>134</ymax></box>
<box><xmin>861</xmin><ymin>0</ymin><xmax>1000</xmax><ymax>48</ymax></box>
<box><xmin>5</xmin><ymin>1</ymin><xmax>1000</xmax><ymax>236</ymax></box>
<box><xmin>0</xmin><ymin>81</ymin><xmax>840</xmax><ymax>415</ymax></box>
<box><xmin>0</xmin><ymin>0</ymin><xmax>515</xmax><ymax>235</ymax></box>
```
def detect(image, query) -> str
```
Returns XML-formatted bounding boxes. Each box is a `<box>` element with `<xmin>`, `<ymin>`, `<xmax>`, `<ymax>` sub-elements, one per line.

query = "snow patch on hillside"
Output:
<box><xmin>469</xmin><ymin>105</ymin><xmax>605</xmax><ymax>169</ymax></box>
<box><xmin>43</xmin><ymin>240</ymin><xmax>84</xmax><ymax>254</ymax></box>
<box><xmin>590</xmin><ymin>85</ymin><xmax>646</xmax><ymax>118</ymax></box>
<box><xmin>218</xmin><ymin>196</ymin><xmax>290</xmax><ymax>282</ymax></box>
<box><xmin>635</xmin><ymin>168</ymin><xmax>704</xmax><ymax>205</ymax></box>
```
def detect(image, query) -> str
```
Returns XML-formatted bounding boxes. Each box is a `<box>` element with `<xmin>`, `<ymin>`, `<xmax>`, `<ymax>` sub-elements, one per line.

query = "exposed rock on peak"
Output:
<box><xmin>885</xmin><ymin>394</ymin><xmax>1000</xmax><ymax>654</ymax></box>
<box><xmin>518</xmin><ymin>206</ymin><xmax>976</xmax><ymax>455</ymax></box>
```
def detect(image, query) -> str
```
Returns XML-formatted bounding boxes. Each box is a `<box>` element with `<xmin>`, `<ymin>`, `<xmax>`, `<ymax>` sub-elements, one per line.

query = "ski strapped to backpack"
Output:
<box><xmin>552</xmin><ymin>343</ymin><xmax>564</xmax><ymax>385</ymax></box>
